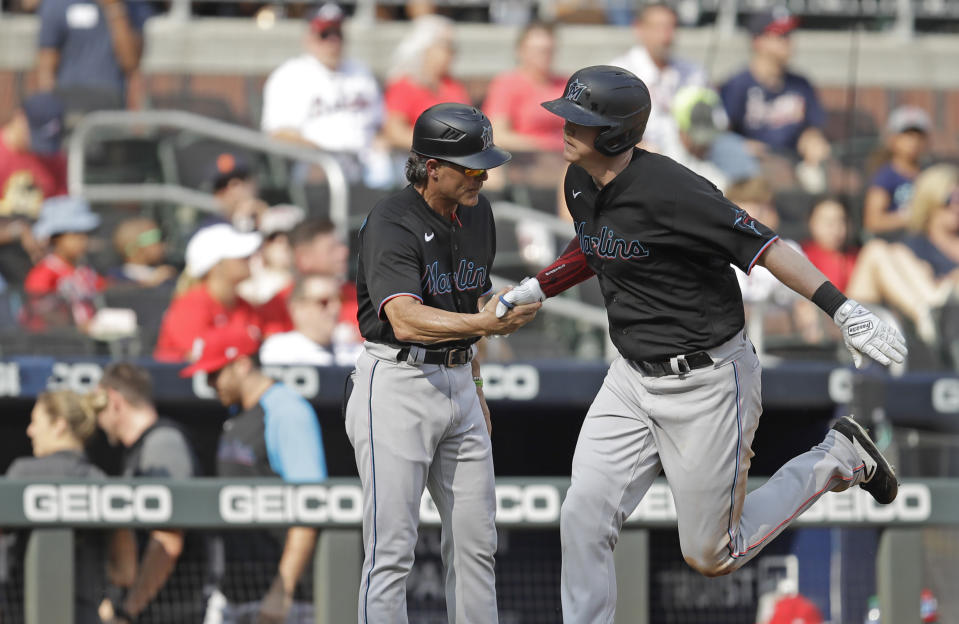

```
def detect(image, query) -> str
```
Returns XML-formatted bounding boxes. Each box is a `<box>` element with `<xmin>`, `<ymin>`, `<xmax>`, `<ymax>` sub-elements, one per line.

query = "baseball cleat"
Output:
<box><xmin>831</xmin><ymin>416</ymin><xmax>898</xmax><ymax>504</ymax></box>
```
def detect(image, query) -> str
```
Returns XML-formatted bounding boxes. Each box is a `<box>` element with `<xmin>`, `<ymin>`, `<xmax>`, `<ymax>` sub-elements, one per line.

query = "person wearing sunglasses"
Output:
<box><xmin>259</xmin><ymin>274</ymin><xmax>361</xmax><ymax>366</ymax></box>
<box><xmin>345</xmin><ymin>103</ymin><xmax>541</xmax><ymax>624</ymax></box>
<box><xmin>260</xmin><ymin>2</ymin><xmax>387</xmax><ymax>184</ymax></box>
<box><xmin>845</xmin><ymin>164</ymin><xmax>959</xmax><ymax>347</ymax></box>
<box><xmin>109</xmin><ymin>216</ymin><xmax>176</xmax><ymax>287</ymax></box>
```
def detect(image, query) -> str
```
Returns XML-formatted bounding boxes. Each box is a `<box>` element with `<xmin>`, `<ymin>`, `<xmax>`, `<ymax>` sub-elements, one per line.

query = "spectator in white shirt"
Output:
<box><xmin>260</xmin><ymin>2</ymin><xmax>389</xmax><ymax>185</ymax></box>
<box><xmin>259</xmin><ymin>274</ymin><xmax>361</xmax><ymax>367</ymax></box>
<box><xmin>609</xmin><ymin>2</ymin><xmax>705</xmax><ymax>154</ymax></box>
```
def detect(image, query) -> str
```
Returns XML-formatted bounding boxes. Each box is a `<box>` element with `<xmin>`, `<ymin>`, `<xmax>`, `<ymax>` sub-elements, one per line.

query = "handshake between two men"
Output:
<box><xmin>495</xmin><ymin>275</ymin><xmax>907</xmax><ymax>371</ymax></box>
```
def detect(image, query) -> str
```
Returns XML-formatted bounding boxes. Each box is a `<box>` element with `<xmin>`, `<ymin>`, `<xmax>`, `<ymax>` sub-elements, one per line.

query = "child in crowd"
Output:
<box><xmin>863</xmin><ymin>105</ymin><xmax>931</xmax><ymax>238</ymax></box>
<box><xmin>22</xmin><ymin>196</ymin><xmax>105</xmax><ymax>330</ymax></box>
<box><xmin>801</xmin><ymin>198</ymin><xmax>859</xmax><ymax>292</ymax></box>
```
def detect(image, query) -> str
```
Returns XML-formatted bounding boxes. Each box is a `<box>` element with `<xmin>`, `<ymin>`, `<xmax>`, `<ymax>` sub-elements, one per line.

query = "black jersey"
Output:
<box><xmin>356</xmin><ymin>185</ymin><xmax>496</xmax><ymax>348</ymax></box>
<box><xmin>123</xmin><ymin>419</ymin><xmax>209</xmax><ymax>623</ymax></box>
<box><xmin>564</xmin><ymin>149</ymin><xmax>778</xmax><ymax>361</ymax></box>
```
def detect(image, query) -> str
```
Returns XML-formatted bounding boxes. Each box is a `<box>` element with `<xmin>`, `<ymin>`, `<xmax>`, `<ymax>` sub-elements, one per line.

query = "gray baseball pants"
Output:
<box><xmin>561</xmin><ymin>329</ymin><xmax>867</xmax><ymax>623</ymax></box>
<box><xmin>345</xmin><ymin>342</ymin><xmax>498</xmax><ymax>624</ymax></box>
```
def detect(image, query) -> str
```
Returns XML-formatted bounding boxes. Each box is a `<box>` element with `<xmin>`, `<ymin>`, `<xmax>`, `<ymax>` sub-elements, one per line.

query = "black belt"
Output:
<box><xmin>396</xmin><ymin>345</ymin><xmax>473</xmax><ymax>367</ymax></box>
<box><xmin>633</xmin><ymin>351</ymin><xmax>714</xmax><ymax>377</ymax></box>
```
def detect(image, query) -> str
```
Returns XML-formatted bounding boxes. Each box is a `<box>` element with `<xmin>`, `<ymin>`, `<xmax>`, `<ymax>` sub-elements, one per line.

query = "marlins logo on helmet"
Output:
<box><xmin>565</xmin><ymin>79</ymin><xmax>588</xmax><ymax>103</ymax></box>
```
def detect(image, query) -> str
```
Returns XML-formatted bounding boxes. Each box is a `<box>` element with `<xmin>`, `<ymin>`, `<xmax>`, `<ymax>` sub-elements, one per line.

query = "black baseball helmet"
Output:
<box><xmin>542</xmin><ymin>65</ymin><xmax>652</xmax><ymax>156</ymax></box>
<box><xmin>412</xmin><ymin>103</ymin><xmax>511</xmax><ymax>170</ymax></box>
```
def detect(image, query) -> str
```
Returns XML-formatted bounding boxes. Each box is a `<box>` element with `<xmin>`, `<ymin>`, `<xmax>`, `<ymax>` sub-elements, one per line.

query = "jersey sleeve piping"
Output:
<box><xmin>378</xmin><ymin>292</ymin><xmax>424</xmax><ymax>320</ymax></box>
<box><xmin>747</xmin><ymin>235</ymin><xmax>780</xmax><ymax>275</ymax></box>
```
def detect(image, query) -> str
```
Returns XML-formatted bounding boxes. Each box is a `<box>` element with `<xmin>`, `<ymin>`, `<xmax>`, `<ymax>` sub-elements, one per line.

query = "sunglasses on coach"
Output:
<box><xmin>440</xmin><ymin>160</ymin><xmax>487</xmax><ymax>178</ymax></box>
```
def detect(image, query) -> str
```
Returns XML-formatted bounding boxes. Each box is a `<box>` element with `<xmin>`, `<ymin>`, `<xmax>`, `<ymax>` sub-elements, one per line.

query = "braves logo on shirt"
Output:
<box><xmin>576</xmin><ymin>222</ymin><xmax>649</xmax><ymax>260</ymax></box>
<box><xmin>744</xmin><ymin>87</ymin><xmax>806</xmax><ymax>130</ymax></box>
<box><xmin>422</xmin><ymin>259</ymin><xmax>488</xmax><ymax>295</ymax></box>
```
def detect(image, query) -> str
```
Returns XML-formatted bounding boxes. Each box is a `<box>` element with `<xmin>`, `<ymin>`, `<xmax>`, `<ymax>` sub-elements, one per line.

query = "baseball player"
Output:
<box><xmin>345</xmin><ymin>103</ymin><xmax>541</xmax><ymax>624</ymax></box>
<box><xmin>496</xmin><ymin>65</ymin><xmax>907</xmax><ymax>623</ymax></box>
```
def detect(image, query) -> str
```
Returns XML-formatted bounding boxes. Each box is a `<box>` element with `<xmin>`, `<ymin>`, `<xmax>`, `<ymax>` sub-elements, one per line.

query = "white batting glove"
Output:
<box><xmin>833</xmin><ymin>299</ymin><xmax>908</xmax><ymax>368</ymax></box>
<box><xmin>495</xmin><ymin>277</ymin><xmax>545</xmax><ymax>318</ymax></box>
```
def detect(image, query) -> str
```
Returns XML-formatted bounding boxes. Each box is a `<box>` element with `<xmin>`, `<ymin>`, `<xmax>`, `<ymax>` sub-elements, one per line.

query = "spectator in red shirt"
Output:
<box><xmin>383</xmin><ymin>15</ymin><xmax>470</xmax><ymax>150</ymax></box>
<box><xmin>482</xmin><ymin>21</ymin><xmax>566</xmax><ymax>153</ymax></box>
<box><xmin>287</xmin><ymin>218</ymin><xmax>358</xmax><ymax>340</ymax></box>
<box><xmin>1</xmin><ymin>94</ymin><xmax>66</xmax><ymax>285</ymax></box>
<box><xmin>23</xmin><ymin>196</ymin><xmax>105</xmax><ymax>330</ymax></box>
<box><xmin>801</xmin><ymin>198</ymin><xmax>858</xmax><ymax>292</ymax></box>
<box><xmin>0</xmin><ymin>93</ymin><xmax>67</xmax><ymax>219</ymax></box>
<box><xmin>153</xmin><ymin>224</ymin><xmax>291</xmax><ymax>362</ymax></box>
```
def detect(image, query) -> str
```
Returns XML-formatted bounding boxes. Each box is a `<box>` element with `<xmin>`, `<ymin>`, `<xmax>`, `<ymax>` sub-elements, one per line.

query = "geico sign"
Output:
<box><xmin>220</xmin><ymin>484</ymin><xmax>563</xmax><ymax>525</ymax></box>
<box><xmin>480</xmin><ymin>364</ymin><xmax>539</xmax><ymax>400</ymax></box>
<box><xmin>219</xmin><ymin>485</ymin><xmax>362</xmax><ymax>524</ymax></box>
<box><xmin>418</xmin><ymin>484</ymin><xmax>561</xmax><ymax>524</ymax></box>
<box><xmin>193</xmin><ymin>366</ymin><xmax>320</xmax><ymax>399</ymax></box>
<box><xmin>798</xmin><ymin>483</ymin><xmax>931</xmax><ymax>523</ymax></box>
<box><xmin>47</xmin><ymin>362</ymin><xmax>103</xmax><ymax>394</ymax></box>
<box><xmin>626</xmin><ymin>483</ymin><xmax>932</xmax><ymax>525</ymax></box>
<box><xmin>0</xmin><ymin>362</ymin><xmax>20</xmax><ymax>397</ymax></box>
<box><xmin>931</xmin><ymin>378</ymin><xmax>959</xmax><ymax>413</ymax></box>
<box><xmin>827</xmin><ymin>369</ymin><xmax>853</xmax><ymax>405</ymax></box>
<box><xmin>23</xmin><ymin>484</ymin><xmax>172</xmax><ymax>522</ymax></box>
<box><xmin>831</xmin><ymin>370</ymin><xmax>959</xmax><ymax>415</ymax></box>
<box><xmin>627</xmin><ymin>483</ymin><xmax>677</xmax><ymax>523</ymax></box>
<box><xmin>262</xmin><ymin>366</ymin><xmax>320</xmax><ymax>398</ymax></box>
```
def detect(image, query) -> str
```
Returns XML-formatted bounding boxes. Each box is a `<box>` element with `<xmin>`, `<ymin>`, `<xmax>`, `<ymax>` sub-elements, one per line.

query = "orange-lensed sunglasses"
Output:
<box><xmin>440</xmin><ymin>160</ymin><xmax>486</xmax><ymax>178</ymax></box>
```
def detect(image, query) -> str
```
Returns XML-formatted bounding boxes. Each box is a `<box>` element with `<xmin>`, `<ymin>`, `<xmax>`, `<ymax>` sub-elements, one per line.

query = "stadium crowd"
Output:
<box><xmin>0</xmin><ymin>2</ymin><xmax>957</xmax><ymax>623</ymax></box>
<box><xmin>2</xmin><ymin>1</ymin><xmax>958</xmax><ymax>370</ymax></box>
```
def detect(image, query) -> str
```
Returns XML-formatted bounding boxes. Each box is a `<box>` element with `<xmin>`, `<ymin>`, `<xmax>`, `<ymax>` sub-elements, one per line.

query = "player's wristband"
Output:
<box><xmin>114</xmin><ymin>603</ymin><xmax>137</xmax><ymax>623</ymax></box>
<box><xmin>473</xmin><ymin>376</ymin><xmax>484</xmax><ymax>389</ymax></box>
<box><xmin>811</xmin><ymin>281</ymin><xmax>847</xmax><ymax>318</ymax></box>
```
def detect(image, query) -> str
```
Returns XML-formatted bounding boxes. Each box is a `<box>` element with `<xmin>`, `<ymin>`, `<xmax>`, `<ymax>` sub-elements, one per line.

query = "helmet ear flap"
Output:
<box><xmin>594</xmin><ymin>125</ymin><xmax>641</xmax><ymax>156</ymax></box>
<box><xmin>593</xmin><ymin>105</ymin><xmax>651</xmax><ymax>156</ymax></box>
<box><xmin>593</xmin><ymin>126</ymin><xmax>620</xmax><ymax>156</ymax></box>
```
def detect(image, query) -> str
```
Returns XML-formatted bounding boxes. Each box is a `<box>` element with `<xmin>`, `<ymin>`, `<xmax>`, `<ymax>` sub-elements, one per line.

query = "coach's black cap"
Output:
<box><xmin>411</xmin><ymin>103</ymin><xmax>511</xmax><ymax>170</ymax></box>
